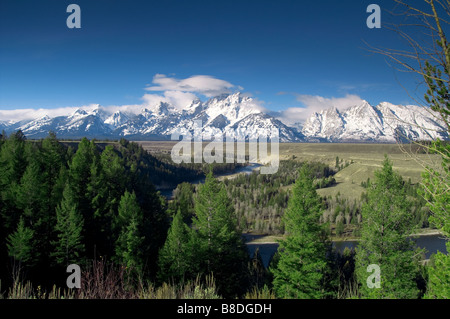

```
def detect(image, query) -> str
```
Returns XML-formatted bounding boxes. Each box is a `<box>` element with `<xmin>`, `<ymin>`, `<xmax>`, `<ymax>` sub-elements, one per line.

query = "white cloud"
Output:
<box><xmin>0</xmin><ymin>104</ymin><xmax>100</xmax><ymax>122</ymax></box>
<box><xmin>0</xmin><ymin>74</ymin><xmax>243</xmax><ymax>121</ymax></box>
<box><xmin>0</xmin><ymin>75</ymin><xmax>366</xmax><ymax>128</ymax></box>
<box><xmin>296</xmin><ymin>94</ymin><xmax>365</xmax><ymax>112</ymax></box>
<box><xmin>275</xmin><ymin>94</ymin><xmax>366</xmax><ymax>125</ymax></box>
<box><xmin>142</xmin><ymin>91</ymin><xmax>199</xmax><ymax>111</ymax></box>
<box><xmin>145</xmin><ymin>74</ymin><xmax>239</xmax><ymax>97</ymax></box>
<box><xmin>141</xmin><ymin>74</ymin><xmax>243</xmax><ymax>110</ymax></box>
<box><xmin>273</xmin><ymin>107</ymin><xmax>309</xmax><ymax>126</ymax></box>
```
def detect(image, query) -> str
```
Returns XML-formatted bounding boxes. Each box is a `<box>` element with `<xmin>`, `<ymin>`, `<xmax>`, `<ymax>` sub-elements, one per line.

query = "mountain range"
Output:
<box><xmin>0</xmin><ymin>93</ymin><xmax>448</xmax><ymax>143</ymax></box>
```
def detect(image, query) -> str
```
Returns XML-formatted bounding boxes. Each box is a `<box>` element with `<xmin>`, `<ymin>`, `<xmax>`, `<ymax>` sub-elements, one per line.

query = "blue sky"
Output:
<box><xmin>0</xmin><ymin>0</ymin><xmax>429</xmax><ymax>122</ymax></box>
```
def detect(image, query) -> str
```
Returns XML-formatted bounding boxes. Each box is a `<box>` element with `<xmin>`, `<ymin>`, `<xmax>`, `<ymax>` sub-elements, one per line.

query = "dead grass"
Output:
<box><xmin>2</xmin><ymin>261</ymin><xmax>221</xmax><ymax>300</ymax></box>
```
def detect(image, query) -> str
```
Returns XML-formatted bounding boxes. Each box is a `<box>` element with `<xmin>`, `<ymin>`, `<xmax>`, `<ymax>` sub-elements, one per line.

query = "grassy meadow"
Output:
<box><xmin>279</xmin><ymin>143</ymin><xmax>438</xmax><ymax>201</ymax></box>
<box><xmin>137</xmin><ymin>141</ymin><xmax>439</xmax><ymax>201</ymax></box>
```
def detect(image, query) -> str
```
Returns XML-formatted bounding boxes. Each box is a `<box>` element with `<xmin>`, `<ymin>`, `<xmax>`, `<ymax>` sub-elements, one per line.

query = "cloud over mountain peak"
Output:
<box><xmin>0</xmin><ymin>92</ymin><xmax>447</xmax><ymax>143</ymax></box>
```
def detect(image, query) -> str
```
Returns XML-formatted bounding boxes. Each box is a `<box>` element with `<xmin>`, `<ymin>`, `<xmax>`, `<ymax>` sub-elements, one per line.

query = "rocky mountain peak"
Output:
<box><xmin>0</xmin><ymin>94</ymin><xmax>447</xmax><ymax>142</ymax></box>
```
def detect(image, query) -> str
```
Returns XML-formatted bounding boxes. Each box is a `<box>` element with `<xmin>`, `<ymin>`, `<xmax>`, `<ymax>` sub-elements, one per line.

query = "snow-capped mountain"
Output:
<box><xmin>104</xmin><ymin>111</ymin><xmax>130</xmax><ymax>128</ymax></box>
<box><xmin>0</xmin><ymin>93</ymin><xmax>302</xmax><ymax>142</ymax></box>
<box><xmin>0</xmin><ymin>94</ymin><xmax>447</xmax><ymax>142</ymax></box>
<box><xmin>302</xmin><ymin>100</ymin><xmax>448</xmax><ymax>142</ymax></box>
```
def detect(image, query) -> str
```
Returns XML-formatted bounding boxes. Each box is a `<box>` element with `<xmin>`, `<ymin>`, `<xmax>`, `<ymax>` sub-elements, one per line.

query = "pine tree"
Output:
<box><xmin>421</xmin><ymin>141</ymin><xmax>450</xmax><ymax>298</ymax></box>
<box><xmin>0</xmin><ymin>132</ymin><xmax>31</xmax><ymax>279</ymax></box>
<box><xmin>0</xmin><ymin>131</ymin><xmax>27</xmax><ymax>187</ymax></box>
<box><xmin>101</xmin><ymin>145</ymin><xmax>126</xmax><ymax>197</ymax></box>
<box><xmin>115</xmin><ymin>191</ymin><xmax>145</xmax><ymax>275</ymax></box>
<box><xmin>16</xmin><ymin>145</ymin><xmax>48</xmax><ymax>217</ymax></box>
<box><xmin>157</xmin><ymin>209</ymin><xmax>195</xmax><ymax>283</ymax></box>
<box><xmin>7</xmin><ymin>217</ymin><xmax>35</xmax><ymax>268</ymax></box>
<box><xmin>424</xmin><ymin>242</ymin><xmax>450</xmax><ymax>299</ymax></box>
<box><xmin>191</xmin><ymin>170</ymin><xmax>249</xmax><ymax>298</ymax></box>
<box><xmin>68</xmin><ymin>137</ymin><xmax>99</xmax><ymax>258</ymax></box>
<box><xmin>16</xmin><ymin>151</ymin><xmax>50</xmax><ymax>271</ymax></box>
<box><xmin>41</xmin><ymin>132</ymin><xmax>68</xmax><ymax>209</ymax></box>
<box><xmin>87</xmin><ymin>149</ymin><xmax>110</xmax><ymax>257</ymax></box>
<box><xmin>118</xmin><ymin>141</ymin><xmax>169</xmax><ymax>278</ymax></box>
<box><xmin>272</xmin><ymin>163</ymin><xmax>332</xmax><ymax>299</ymax></box>
<box><xmin>355</xmin><ymin>156</ymin><xmax>420</xmax><ymax>299</ymax></box>
<box><xmin>0</xmin><ymin>131</ymin><xmax>28</xmax><ymax>231</ymax></box>
<box><xmin>52</xmin><ymin>184</ymin><xmax>85</xmax><ymax>267</ymax></box>
<box><xmin>96</xmin><ymin>145</ymin><xmax>127</xmax><ymax>256</ymax></box>
<box><xmin>167</xmin><ymin>182</ymin><xmax>195</xmax><ymax>224</ymax></box>
<box><xmin>116</xmin><ymin>218</ymin><xmax>144</xmax><ymax>274</ymax></box>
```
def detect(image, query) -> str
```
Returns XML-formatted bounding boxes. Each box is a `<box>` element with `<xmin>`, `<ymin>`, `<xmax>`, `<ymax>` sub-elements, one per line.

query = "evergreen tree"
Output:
<box><xmin>67</xmin><ymin>137</ymin><xmax>99</xmax><ymax>258</ymax></box>
<box><xmin>272</xmin><ymin>164</ymin><xmax>332</xmax><ymax>299</ymax></box>
<box><xmin>118</xmin><ymin>141</ymin><xmax>169</xmax><ymax>278</ymax></box>
<box><xmin>100</xmin><ymin>145</ymin><xmax>126</xmax><ymax>214</ymax></box>
<box><xmin>16</xmin><ymin>144</ymin><xmax>48</xmax><ymax>217</ymax></box>
<box><xmin>355</xmin><ymin>156</ymin><xmax>421</xmax><ymax>299</ymax></box>
<box><xmin>52</xmin><ymin>184</ymin><xmax>85</xmax><ymax>267</ymax></box>
<box><xmin>116</xmin><ymin>218</ymin><xmax>144</xmax><ymax>275</ymax></box>
<box><xmin>15</xmin><ymin>150</ymin><xmax>51</xmax><ymax>272</ymax></box>
<box><xmin>97</xmin><ymin>145</ymin><xmax>127</xmax><ymax>256</ymax></box>
<box><xmin>115</xmin><ymin>191</ymin><xmax>145</xmax><ymax>275</ymax></box>
<box><xmin>0</xmin><ymin>131</ymin><xmax>28</xmax><ymax>231</ymax></box>
<box><xmin>41</xmin><ymin>132</ymin><xmax>68</xmax><ymax>209</ymax></box>
<box><xmin>0</xmin><ymin>131</ymin><xmax>29</xmax><ymax>280</ymax></box>
<box><xmin>167</xmin><ymin>182</ymin><xmax>195</xmax><ymax>224</ymax></box>
<box><xmin>424</xmin><ymin>242</ymin><xmax>450</xmax><ymax>299</ymax></box>
<box><xmin>191</xmin><ymin>170</ymin><xmax>249</xmax><ymax>298</ymax></box>
<box><xmin>421</xmin><ymin>141</ymin><xmax>450</xmax><ymax>298</ymax></box>
<box><xmin>0</xmin><ymin>131</ymin><xmax>27</xmax><ymax>187</ymax></box>
<box><xmin>87</xmin><ymin>149</ymin><xmax>110</xmax><ymax>257</ymax></box>
<box><xmin>7</xmin><ymin>217</ymin><xmax>35</xmax><ymax>270</ymax></box>
<box><xmin>157</xmin><ymin>209</ymin><xmax>195</xmax><ymax>283</ymax></box>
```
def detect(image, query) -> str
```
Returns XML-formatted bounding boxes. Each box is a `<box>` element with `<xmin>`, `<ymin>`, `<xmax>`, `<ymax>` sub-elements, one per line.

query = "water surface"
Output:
<box><xmin>246</xmin><ymin>234</ymin><xmax>448</xmax><ymax>268</ymax></box>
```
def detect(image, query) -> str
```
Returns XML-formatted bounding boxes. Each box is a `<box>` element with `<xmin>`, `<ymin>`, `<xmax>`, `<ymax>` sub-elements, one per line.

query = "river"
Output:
<box><xmin>158</xmin><ymin>164</ymin><xmax>448</xmax><ymax>268</ymax></box>
<box><xmin>158</xmin><ymin>163</ymin><xmax>262</xmax><ymax>199</ymax></box>
<box><xmin>246</xmin><ymin>234</ymin><xmax>449</xmax><ymax>268</ymax></box>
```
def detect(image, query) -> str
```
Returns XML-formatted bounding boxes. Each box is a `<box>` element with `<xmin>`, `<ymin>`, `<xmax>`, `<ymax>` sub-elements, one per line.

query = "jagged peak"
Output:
<box><xmin>2</xmin><ymin>95</ymin><xmax>446</xmax><ymax>142</ymax></box>
<box><xmin>377</xmin><ymin>101</ymin><xmax>395</xmax><ymax>107</ymax></box>
<box><xmin>208</xmin><ymin>92</ymin><xmax>250</xmax><ymax>103</ymax></box>
<box><xmin>324</xmin><ymin>106</ymin><xmax>340</xmax><ymax>114</ymax></box>
<box><xmin>72</xmin><ymin>108</ymin><xmax>88</xmax><ymax>116</ymax></box>
<box><xmin>38</xmin><ymin>114</ymin><xmax>51</xmax><ymax>121</ymax></box>
<box><xmin>213</xmin><ymin>93</ymin><xmax>233</xmax><ymax>101</ymax></box>
<box><xmin>355</xmin><ymin>99</ymin><xmax>370</xmax><ymax>106</ymax></box>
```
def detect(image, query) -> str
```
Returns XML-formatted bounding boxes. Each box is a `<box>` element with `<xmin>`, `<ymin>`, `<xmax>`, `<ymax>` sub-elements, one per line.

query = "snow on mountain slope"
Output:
<box><xmin>201</xmin><ymin>93</ymin><xmax>263</xmax><ymax>126</ymax></box>
<box><xmin>301</xmin><ymin>101</ymin><xmax>448</xmax><ymax>142</ymax></box>
<box><xmin>1</xmin><ymin>94</ymin><xmax>447</xmax><ymax>142</ymax></box>
<box><xmin>104</xmin><ymin>111</ymin><xmax>130</xmax><ymax>128</ymax></box>
<box><xmin>228</xmin><ymin>113</ymin><xmax>303</xmax><ymax>142</ymax></box>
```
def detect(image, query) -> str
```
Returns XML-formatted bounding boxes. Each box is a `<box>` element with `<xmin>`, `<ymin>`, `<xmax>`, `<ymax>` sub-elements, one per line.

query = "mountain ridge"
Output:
<box><xmin>1</xmin><ymin>93</ymin><xmax>448</xmax><ymax>142</ymax></box>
